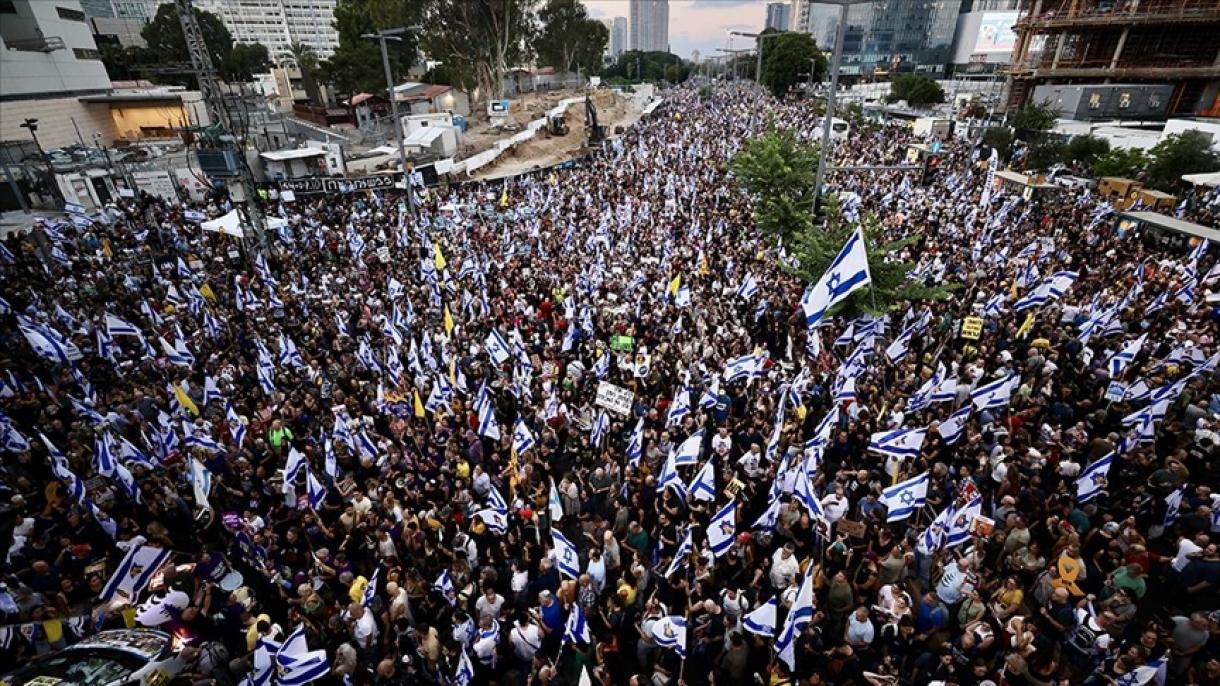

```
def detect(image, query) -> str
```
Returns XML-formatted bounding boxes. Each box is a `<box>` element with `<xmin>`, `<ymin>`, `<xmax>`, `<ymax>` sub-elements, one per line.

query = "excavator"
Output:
<box><xmin>584</xmin><ymin>94</ymin><xmax>605</xmax><ymax>146</ymax></box>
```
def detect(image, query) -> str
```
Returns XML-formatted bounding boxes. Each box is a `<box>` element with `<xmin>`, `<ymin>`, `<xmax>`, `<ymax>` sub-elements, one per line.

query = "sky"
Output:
<box><xmin>583</xmin><ymin>0</ymin><xmax>770</xmax><ymax>60</ymax></box>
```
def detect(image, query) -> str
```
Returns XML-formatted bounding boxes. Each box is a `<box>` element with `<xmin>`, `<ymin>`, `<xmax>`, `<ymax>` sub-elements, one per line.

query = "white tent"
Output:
<box><xmin>1181</xmin><ymin>171</ymin><xmax>1220</xmax><ymax>187</ymax></box>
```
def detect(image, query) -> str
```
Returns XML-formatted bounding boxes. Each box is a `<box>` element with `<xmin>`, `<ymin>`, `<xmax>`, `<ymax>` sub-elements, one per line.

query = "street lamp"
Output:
<box><xmin>728</xmin><ymin>30</ymin><xmax>792</xmax><ymax>84</ymax></box>
<box><xmin>362</xmin><ymin>26</ymin><xmax>422</xmax><ymax>219</ymax></box>
<box><xmin>812</xmin><ymin>0</ymin><xmax>871</xmax><ymax>210</ymax></box>
<box><xmin>20</xmin><ymin>118</ymin><xmax>45</xmax><ymax>162</ymax></box>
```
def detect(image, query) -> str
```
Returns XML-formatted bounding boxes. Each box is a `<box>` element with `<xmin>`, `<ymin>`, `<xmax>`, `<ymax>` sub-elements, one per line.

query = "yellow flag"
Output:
<box><xmin>199</xmin><ymin>283</ymin><xmax>216</xmax><ymax>301</ymax></box>
<box><xmin>175</xmin><ymin>382</ymin><xmax>200</xmax><ymax>416</ymax></box>
<box><xmin>668</xmin><ymin>274</ymin><xmax>681</xmax><ymax>297</ymax></box>
<box><xmin>1016</xmin><ymin>313</ymin><xmax>1036</xmax><ymax>339</ymax></box>
<box><xmin>443</xmin><ymin>305</ymin><xmax>454</xmax><ymax>336</ymax></box>
<box><xmin>42</xmin><ymin>619</ymin><xmax>64</xmax><ymax>643</ymax></box>
<box><xmin>448</xmin><ymin>356</ymin><xmax>457</xmax><ymax>385</ymax></box>
<box><xmin>101</xmin><ymin>237</ymin><xmax>113</xmax><ymax>259</ymax></box>
<box><xmin>499</xmin><ymin>190</ymin><xmax>509</xmax><ymax>207</ymax></box>
<box><xmin>433</xmin><ymin>243</ymin><xmax>447</xmax><ymax>271</ymax></box>
<box><xmin>121</xmin><ymin>607</ymin><xmax>137</xmax><ymax>628</ymax></box>
<box><xmin>413</xmin><ymin>391</ymin><xmax>425</xmax><ymax>418</ymax></box>
<box><xmin>1009</xmin><ymin>280</ymin><xmax>1019</xmax><ymax>300</ymax></box>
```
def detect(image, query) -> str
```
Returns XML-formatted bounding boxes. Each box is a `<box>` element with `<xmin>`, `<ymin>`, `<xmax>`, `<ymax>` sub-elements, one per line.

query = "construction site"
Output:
<box><xmin>1004</xmin><ymin>0</ymin><xmax>1220</xmax><ymax>116</ymax></box>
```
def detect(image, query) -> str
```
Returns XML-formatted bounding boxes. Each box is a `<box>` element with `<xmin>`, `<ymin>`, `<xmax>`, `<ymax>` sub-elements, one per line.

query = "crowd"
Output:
<box><xmin>1</xmin><ymin>83</ymin><xmax>1219</xmax><ymax>686</ymax></box>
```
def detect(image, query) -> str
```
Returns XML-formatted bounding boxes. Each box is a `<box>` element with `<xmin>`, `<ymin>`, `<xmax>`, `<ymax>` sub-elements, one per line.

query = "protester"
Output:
<box><xmin>1</xmin><ymin>82</ymin><xmax>1218</xmax><ymax>686</ymax></box>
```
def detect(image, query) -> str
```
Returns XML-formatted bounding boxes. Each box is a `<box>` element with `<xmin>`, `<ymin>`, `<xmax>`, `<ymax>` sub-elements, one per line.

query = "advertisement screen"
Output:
<box><xmin>973</xmin><ymin>11</ymin><xmax>1019</xmax><ymax>53</ymax></box>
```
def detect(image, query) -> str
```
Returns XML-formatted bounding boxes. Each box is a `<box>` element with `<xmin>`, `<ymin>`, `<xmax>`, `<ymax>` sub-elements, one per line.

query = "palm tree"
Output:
<box><xmin>286</xmin><ymin>42</ymin><xmax>323</xmax><ymax>105</ymax></box>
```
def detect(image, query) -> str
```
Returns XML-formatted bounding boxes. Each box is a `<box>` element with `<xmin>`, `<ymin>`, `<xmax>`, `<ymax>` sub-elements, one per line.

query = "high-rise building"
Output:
<box><xmin>192</xmin><ymin>0</ymin><xmax>340</xmax><ymax>62</ymax></box>
<box><xmin>110</xmin><ymin>0</ymin><xmax>160</xmax><ymax>20</ymax></box>
<box><xmin>800</xmin><ymin>1</ymin><xmax>963</xmax><ymax>80</ymax></box>
<box><xmin>610</xmin><ymin>16</ymin><xmax>628</xmax><ymax>57</ymax></box>
<box><xmin>1004</xmin><ymin>0</ymin><xmax>1220</xmax><ymax>116</ymax></box>
<box><xmin>629</xmin><ymin>0</ymin><xmax>669</xmax><ymax>53</ymax></box>
<box><xmin>765</xmin><ymin>3</ymin><xmax>792</xmax><ymax>31</ymax></box>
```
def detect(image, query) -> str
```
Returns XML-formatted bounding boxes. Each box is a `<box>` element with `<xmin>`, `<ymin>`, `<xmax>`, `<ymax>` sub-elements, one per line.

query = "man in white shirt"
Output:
<box><xmin>348</xmin><ymin>602</ymin><xmax>378</xmax><ymax>651</ymax></box>
<box><xmin>936</xmin><ymin>557</ymin><xmax>974</xmax><ymax>606</ymax></box>
<box><xmin>770</xmin><ymin>544</ymin><xmax>800</xmax><ymax>590</ymax></box>
<box><xmin>475</xmin><ymin>586</ymin><xmax>506</xmax><ymax>621</ymax></box>
<box><xmin>738</xmin><ymin>444</ymin><xmax>763</xmax><ymax>479</ymax></box>
<box><xmin>509</xmin><ymin>614</ymin><xmax>543</xmax><ymax>664</ymax></box>
<box><xmin>712</xmin><ymin>427</ymin><xmax>733</xmax><ymax>458</ymax></box>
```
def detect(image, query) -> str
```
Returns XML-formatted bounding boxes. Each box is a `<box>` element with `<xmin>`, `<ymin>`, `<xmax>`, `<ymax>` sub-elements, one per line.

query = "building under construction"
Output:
<box><xmin>1004</xmin><ymin>0</ymin><xmax>1220</xmax><ymax>116</ymax></box>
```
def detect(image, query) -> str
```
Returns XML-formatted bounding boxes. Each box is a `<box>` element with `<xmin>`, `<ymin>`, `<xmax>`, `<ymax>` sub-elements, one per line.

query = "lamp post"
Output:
<box><xmin>728</xmin><ymin>30</ymin><xmax>792</xmax><ymax>84</ymax></box>
<box><xmin>812</xmin><ymin>0</ymin><xmax>870</xmax><ymax>209</ymax></box>
<box><xmin>19</xmin><ymin>118</ymin><xmax>45</xmax><ymax>162</ymax></box>
<box><xmin>363</xmin><ymin>26</ymin><xmax>421</xmax><ymax>219</ymax></box>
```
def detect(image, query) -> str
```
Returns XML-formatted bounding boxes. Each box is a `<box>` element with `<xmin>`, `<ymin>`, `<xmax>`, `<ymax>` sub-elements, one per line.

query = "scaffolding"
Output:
<box><xmin>1004</xmin><ymin>0</ymin><xmax>1220</xmax><ymax>115</ymax></box>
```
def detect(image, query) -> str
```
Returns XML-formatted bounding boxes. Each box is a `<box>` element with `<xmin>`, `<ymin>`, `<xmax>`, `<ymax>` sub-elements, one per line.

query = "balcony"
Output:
<box><xmin>1017</xmin><ymin>0</ymin><xmax>1220</xmax><ymax>29</ymax></box>
<box><xmin>5</xmin><ymin>36</ymin><xmax>67</xmax><ymax>53</ymax></box>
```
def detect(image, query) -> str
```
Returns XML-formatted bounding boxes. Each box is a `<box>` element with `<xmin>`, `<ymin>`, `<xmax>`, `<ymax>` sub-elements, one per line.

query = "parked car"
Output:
<box><xmin>0</xmin><ymin>629</ymin><xmax>184</xmax><ymax>686</ymax></box>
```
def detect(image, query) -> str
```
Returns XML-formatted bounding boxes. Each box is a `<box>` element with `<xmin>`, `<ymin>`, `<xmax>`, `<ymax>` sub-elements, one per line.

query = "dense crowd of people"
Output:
<box><xmin>1</xmin><ymin>83</ymin><xmax>1219</xmax><ymax>686</ymax></box>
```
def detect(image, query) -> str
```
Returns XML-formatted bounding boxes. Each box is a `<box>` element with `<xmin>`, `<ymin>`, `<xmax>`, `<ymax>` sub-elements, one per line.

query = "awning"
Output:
<box><xmin>404</xmin><ymin>126</ymin><xmax>446</xmax><ymax>146</ymax></box>
<box><xmin>1182</xmin><ymin>171</ymin><xmax>1220</xmax><ymax>188</ymax></box>
<box><xmin>1120</xmin><ymin>211</ymin><xmax>1220</xmax><ymax>242</ymax></box>
<box><xmin>260</xmin><ymin>148</ymin><xmax>327</xmax><ymax>161</ymax></box>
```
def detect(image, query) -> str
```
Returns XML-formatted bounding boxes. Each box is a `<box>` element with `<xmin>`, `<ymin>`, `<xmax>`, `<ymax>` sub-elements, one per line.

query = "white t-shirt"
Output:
<box><xmin>770</xmin><ymin>550</ymin><xmax>800</xmax><ymax>589</ymax></box>
<box><xmin>712</xmin><ymin>433</ymin><xmax>733</xmax><ymax>456</ymax></box>
<box><xmin>510</xmin><ymin>623</ymin><xmax>542</xmax><ymax>661</ymax></box>
<box><xmin>352</xmin><ymin>611</ymin><xmax>378</xmax><ymax>648</ymax></box>
<box><xmin>1173</xmin><ymin>538</ymin><xmax>1203</xmax><ymax>573</ymax></box>
<box><xmin>476</xmin><ymin>594</ymin><xmax>505</xmax><ymax>621</ymax></box>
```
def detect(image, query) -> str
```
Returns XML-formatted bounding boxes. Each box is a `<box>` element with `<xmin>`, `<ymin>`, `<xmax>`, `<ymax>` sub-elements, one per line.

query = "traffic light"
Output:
<box><xmin>920</xmin><ymin>153</ymin><xmax>942</xmax><ymax>186</ymax></box>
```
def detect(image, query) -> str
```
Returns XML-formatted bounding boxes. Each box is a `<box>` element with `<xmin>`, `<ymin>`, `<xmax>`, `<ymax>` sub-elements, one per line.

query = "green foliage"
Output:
<box><xmin>1090</xmin><ymin>147</ymin><xmax>1149</xmax><ymax>180</ymax></box>
<box><xmin>601</xmin><ymin>51</ymin><xmax>688</xmax><ymax>83</ymax></box>
<box><xmin>786</xmin><ymin>196</ymin><xmax>957</xmax><ymax>317</ymax></box>
<box><xmin>1009</xmin><ymin>99</ymin><xmax>1058</xmax><ymax>132</ymax></box>
<box><xmin>1024</xmin><ymin>136</ymin><xmax>1066</xmax><ymax>172</ymax></box>
<box><xmin>1064</xmin><ymin>134</ymin><xmax>1110</xmax><ymax>168</ymax></box>
<box><xmin>422</xmin><ymin>0</ymin><xmax>537</xmax><ymax>104</ymax></box>
<box><xmin>533</xmin><ymin>0</ymin><xmax>607</xmax><ymax>75</ymax></box>
<box><xmin>728</xmin><ymin>125</ymin><xmax>819</xmax><ymax>241</ymax></box>
<box><xmin>887</xmin><ymin>74</ymin><xmax>944</xmax><ymax>106</ymax></box>
<box><xmin>139</xmin><ymin>4</ymin><xmax>233</xmax><ymax>88</ymax></box>
<box><xmin>982</xmin><ymin>127</ymin><xmax>1014</xmax><ymax>159</ymax></box>
<box><xmin>758</xmin><ymin>32</ymin><xmax>825</xmax><ymax>98</ymax></box>
<box><xmin>225</xmin><ymin>43</ymin><xmax>271</xmax><ymax>81</ymax></box>
<box><xmin>99</xmin><ymin>43</ymin><xmax>151</xmax><ymax>82</ymax></box>
<box><xmin>1145</xmin><ymin>130</ymin><xmax>1220</xmax><ymax>191</ymax></box>
<box><xmin>320</xmin><ymin>0</ymin><xmax>424</xmax><ymax>95</ymax></box>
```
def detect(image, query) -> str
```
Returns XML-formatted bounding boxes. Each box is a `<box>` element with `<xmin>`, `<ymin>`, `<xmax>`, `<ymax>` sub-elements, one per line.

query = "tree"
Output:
<box><xmin>1064</xmin><ymin>134</ymin><xmax>1110</xmax><ymax>168</ymax></box>
<box><xmin>887</xmin><ymin>74</ymin><xmax>944</xmax><ymax>106</ymax></box>
<box><xmin>1145</xmin><ymin>130</ymin><xmax>1220</xmax><ymax>191</ymax></box>
<box><xmin>224</xmin><ymin>43</ymin><xmax>271</xmax><ymax>81</ymax></box>
<box><xmin>100</xmin><ymin>43</ymin><xmax>153</xmax><ymax>81</ymax></box>
<box><xmin>286</xmin><ymin>42</ymin><xmax>323</xmax><ymax>105</ymax></box>
<box><xmin>141</xmin><ymin>4</ymin><xmax>233</xmax><ymax>88</ymax></box>
<box><xmin>601</xmin><ymin>50</ymin><xmax>686</xmax><ymax>83</ymax></box>
<box><xmin>423</xmin><ymin>0</ymin><xmax>536</xmax><ymax>109</ymax></box>
<box><xmin>758</xmin><ymin>32</ymin><xmax>825</xmax><ymax>98</ymax></box>
<box><xmin>785</xmin><ymin>197</ymin><xmax>956</xmax><ymax>317</ymax></box>
<box><xmin>729</xmin><ymin>125</ymin><xmax>820</xmax><ymax>241</ymax></box>
<box><xmin>1090</xmin><ymin>147</ymin><xmax>1149</xmax><ymax>180</ymax></box>
<box><xmin>982</xmin><ymin>127</ymin><xmax>1014</xmax><ymax>160</ymax></box>
<box><xmin>1024</xmin><ymin>135</ymin><xmax>1065</xmax><ymax>172</ymax></box>
<box><xmin>320</xmin><ymin>0</ymin><xmax>424</xmax><ymax>96</ymax></box>
<box><xmin>1009</xmin><ymin>99</ymin><xmax>1058</xmax><ymax>134</ymax></box>
<box><xmin>532</xmin><ymin>0</ymin><xmax>607</xmax><ymax>75</ymax></box>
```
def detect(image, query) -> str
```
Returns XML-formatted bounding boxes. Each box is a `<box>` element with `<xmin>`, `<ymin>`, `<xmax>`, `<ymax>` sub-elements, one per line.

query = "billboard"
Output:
<box><xmin>973</xmin><ymin>11</ymin><xmax>1018</xmax><ymax>53</ymax></box>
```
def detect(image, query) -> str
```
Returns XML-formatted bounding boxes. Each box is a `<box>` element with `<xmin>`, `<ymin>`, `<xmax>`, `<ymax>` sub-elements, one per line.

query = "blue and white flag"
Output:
<box><xmin>564</xmin><ymin>603</ymin><xmax>592</xmax><ymax>644</ymax></box>
<box><xmin>590</xmin><ymin>409</ymin><xmax>609</xmax><ymax>448</ymax></box>
<box><xmin>775</xmin><ymin>564</ymin><xmax>815</xmax><ymax>670</ymax></box>
<box><xmin>1013</xmin><ymin>271</ymin><xmax>1078</xmax><ymax>311</ymax></box>
<box><xmin>667</xmin><ymin>388</ymin><xmax>692</xmax><ymax>426</ymax></box>
<box><xmin>917</xmin><ymin>505</ymin><xmax>953</xmax><ymax>555</ymax></box>
<box><xmin>1114</xmin><ymin>656</ymin><xmax>1167</xmax><ymax>686</ymax></box>
<box><xmin>592</xmin><ymin>351</ymin><xmax>610</xmax><ymax>379</ymax></box>
<box><xmin>881</xmin><ymin>471</ymin><xmax>929</xmax><ymax>522</ymax></box>
<box><xmin>1076</xmin><ymin>452</ymin><xmax>1114</xmax><ymax>503</ymax></box>
<box><xmin>551</xmin><ymin>530</ymin><xmax>580</xmax><ymax>579</ymax></box>
<box><xmin>306</xmin><ymin>468</ymin><xmax>327</xmax><ymax>509</ymax></box>
<box><xmin>801</xmin><ymin>228</ymin><xmax>872</xmax><ymax>328</ymax></box>
<box><xmin>432</xmin><ymin>570</ymin><xmax>457</xmax><ymax>606</ymax></box>
<box><xmin>673</xmin><ymin>430</ymin><xmax>703</xmax><ymax>466</ymax></box>
<box><xmin>1163</xmin><ymin>487</ymin><xmax>1184</xmax><ymax>529</ymax></box>
<box><xmin>512</xmin><ymin>418</ymin><xmax>535</xmax><ymax>455</ymax></box>
<box><xmin>362</xmin><ymin>567</ymin><xmax>380</xmax><ymax>608</ymax></box>
<box><xmin>656</xmin><ymin>449</ymin><xmax>688</xmax><ymax>500</ymax></box>
<box><xmin>707</xmin><ymin>500</ymin><xmax>737</xmax><ymax>557</ymax></box>
<box><xmin>688</xmin><ymin>458</ymin><xmax>716</xmax><ymax>501</ymax></box>
<box><xmin>477</xmin><ymin>398</ymin><xmax>501</xmax><ymax>441</ymax></box>
<box><xmin>274</xmin><ymin>625</ymin><xmax>330</xmax><ymax>686</ymax></box>
<box><xmin>664</xmin><ymin>528</ymin><xmax>693</xmax><ymax>578</ymax></box>
<box><xmin>945</xmin><ymin>495</ymin><xmax>982</xmax><ymax>548</ymax></box>
<box><xmin>937</xmin><ymin>406</ymin><xmax>971</xmax><ymax>445</ymax></box>
<box><xmin>970</xmin><ymin>374</ymin><xmax>1018</xmax><ymax>411</ymax></box>
<box><xmin>454</xmin><ymin>646</ymin><xmax>475</xmax><ymax>686</ymax></box>
<box><xmin>650</xmin><ymin>616</ymin><xmax>688</xmax><ymax>658</ymax></box>
<box><xmin>484</xmin><ymin>329</ymin><xmax>512</xmax><ymax>365</ymax></box>
<box><xmin>743</xmin><ymin>596</ymin><xmax>777</xmax><ymax>637</ymax></box>
<box><xmin>625</xmin><ymin>417</ymin><xmax>644</xmax><ymax>467</ymax></box>
<box><xmin>868</xmin><ymin>427</ymin><xmax>927</xmax><ymax>459</ymax></box>
<box><xmin>100</xmin><ymin>543</ymin><xmax>171</xmax><ymax>602</ymax></box>
<box><xmin>474</xmin><ymin>509</ymin><xmax>508</xmax><ymax>535</ymax></box>
<box><xmin>1107</xmin><ymin>334</ymin><xmax>1147</xmax><ymax>378</ymax></box>
<box><xmin>736</xmin><ymin>273</ymin><xmax>759</xmax><ymax>300</ymax></box>
<box><xmin>752</xmin><ymin>498</ymin><xmax>782</xmax><ymax>532</ymax></box>
<box><xmin>723</xmin><ymin>352</ymin><xmax>763</xmax><ymax>384</ymax></box>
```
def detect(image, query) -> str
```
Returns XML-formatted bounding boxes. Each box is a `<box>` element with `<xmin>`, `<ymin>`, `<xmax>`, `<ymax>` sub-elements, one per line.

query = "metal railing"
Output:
<box><xmin>5</xmin><ymin>36</ymin><xmax>66</xmax><ymax>53</ymax></box>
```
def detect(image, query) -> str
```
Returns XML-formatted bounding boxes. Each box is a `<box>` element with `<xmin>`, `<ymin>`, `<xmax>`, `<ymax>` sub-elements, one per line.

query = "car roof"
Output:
<box><xmin>70</xmin><ymin>629</ymin><xmax>171</xmax><ymax>660</ymax></box>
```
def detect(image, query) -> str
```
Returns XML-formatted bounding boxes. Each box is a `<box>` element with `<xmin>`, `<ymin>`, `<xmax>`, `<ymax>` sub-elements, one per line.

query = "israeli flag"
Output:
<box><xmin>1163</xmin><ymin>487</ymin><xmax>1184</xmax><ymax>529</ymax></box>
<box><xmin>485</xmin><ymin>329</ymin><xmax>512</xmax><ymax>365</ymax></box>
<box><xmin>673</xmin><ymin>430</ymin><xmax>703</xmax><ymax>466</ymax></box>
<box><xmin>868</xmin><ymin>427</ymin><xmax>927</xmax><ymax>459</ymax></box>
<box><xmin>274</xmin><ymin>625</ymin><xmax>330</xmax><ymax>686</ymax></box>
<box><xmin>794</xmin><ymin>464</ymin><xmax>824</xmax><ymax>521</ymax></box>
<box><xmin>549</xmin><ymin>481</ymin><xmax>564</xmax><ymax>521</ymax></box>
<box><xmin>917</xmin><ymin>506</ymin><xmax>952</xmax><ymax>555</ymax></box>
<box><xmin>100</xmin><ymin>543</ymin><xmax>171</xmax><ymax>602</ymax></box>
<box><xmin>656</xmin><ymin>450</ymin><xmax>687</xmax><ymax>499</ymax></box>
<box><xmin>945</xmin><ymin>495</ymin><xmax>981</xmax><ymax>548</ymax></box>
<box><xmin>1076</xmin><ymin>452</ymin><xmax>1114</xmax><ymax>503</ymax></box>
<box><xmin>881</xmin><ymin>471</ymin><xmax>929</xmax><ymax>522</ymax></box>
<box><xmin>1107</xmin><ymin>334</ymin><xmax>1146</xmax><ymax>378</ymax></box>
<box><xmin>474</xmin><ymin>509</ymin><xmax>508</xmax><ymax>535</ymax></box>
<box><xmin>650</xmin><ymin>616</ymin><xmax>688</xmax><ymax>658</ymax></box>
<box><xmin>752</xmin><ymin>498</ymin><xmax>782</xmax><ymax>532</ymax></box>
<box><xmin>970</xmin><ymin>374</ymin><xmax>1018</xmax><ymax>411</ymax></box>
<box><xmin>477</xmin><ymin>398</ymin><xmax>501</xmax><ymax>441</ymax></box>
<box><xmin>723</xmin><ymin>353</ymin><xmax>759</xmax><ymax>384</ymax></box>
<box><xmin>707</xmin><ymin>500</ymin><xmax>737</xmax><ymax>557</ymax></box>
<box><xmin>664</xmin><ymin>529</ymin><xmax>693</xmax><ymax>578</ymax></box>
<box><xmin>487</xmin><ymin>485</ymin><xmax>509</xmax><ymax>514</ymax></box>
<box><xmin>564</xmin><ymin>603</ymin><xmax>592</xmax><ymax>644</ymax></box>
<box><xmin>551</xmin><ymin>530</ymin><xmax>581</xmax><ymax>579</ymax></box>
<box><xmin>227</xmin><ymin>403</ymin><xmax>247</xmax><ymax>448</ymax></box>
<box><xmin>454</xmin><ymin>646</ymin><xmax>475</xmax><ymax>686</ymax></box>
<box><xmin>736</xmin><ymin>273</ymin><xmax>759</xmax><ymax>300</ymax></box>
<box><xmin>432</xmin><ymin>570</ymin><xmax>457</xmax><ymax>606</ymax></box>
<box><xmin>775</xmin><ymin>564</ymin><xmax>815</xmax><ymax>670</ymax></box>
<box><xmin>1013</xmin><ymin>271</ymin><xmax>1078</xmax><ymax>311</ymax></box>
<box><xmin>306</xmin><ymin>468</ymin><xmax>327</xmax><ymax>509</ymax></box>
<box><xmin>1114</xmin><ymin>656</ymin><xmax>1166</xmax><ymax>686</ymax></box>
<box><xmin>592</xmin><ymin>351</ymin><xmax>610</xmax><ymax>379</ymax></box>
<box><xmin>743</xmin><ymin>597</ymin><xmax>777</xmax><ymax>637</ymax></box>
<box><xmin>801</xmin><ymin>227</ymin><xmax>872</xmax><ymax>328</ymax></box>
<box><xmin>512</xmin><ymin>418</ymin><xmax>535</xmax><ymax>455</ymax></box>
<box><xmin>362</xmin><ymin>567</ymin><xmax>379</xmax><ymax>608</ymax></box>
<box><xmin>284</xmin><ymin>447</ymin><xmax>308</xmax><ymax>483</ymax></box>
<box><xmin>667</xmin><ymin>388</ymin><xmax>692</xmax><ymax>426</ymax></box>
<box><xmin>688</xmin><ymin>458</ymin><xmax>716</xmax><ymax>501</ymax></box>
<box><xmin>937</xmin><ymin>406</ymin><xmax>971</xmax><ymax>445</ymax></box>
<box><xmin>590</xmin><ymin>410</ymin><xmax>609</xmax><ymax>448</ymax></box>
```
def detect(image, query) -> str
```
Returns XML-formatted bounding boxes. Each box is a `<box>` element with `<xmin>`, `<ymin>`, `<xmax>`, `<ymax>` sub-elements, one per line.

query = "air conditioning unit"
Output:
<box><xmin>195</xmin><ymin>148</ymin><xmax>241</xmax><ymax>177</ymax></box>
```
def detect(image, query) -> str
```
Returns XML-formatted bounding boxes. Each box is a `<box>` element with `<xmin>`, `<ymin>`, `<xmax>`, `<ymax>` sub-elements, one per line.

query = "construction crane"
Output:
<box><xmin>174</xmin><ymin>0</ymin><xmax>267</xmax><ymax>251</ymax></box>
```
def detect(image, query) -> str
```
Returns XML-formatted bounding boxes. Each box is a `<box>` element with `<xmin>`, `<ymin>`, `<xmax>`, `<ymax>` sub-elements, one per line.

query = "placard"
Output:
<box><xmin>724</xmin><ymin>478</ymin><xmax>746</xmax><ymax>498</ymax></box>
<box><xmin>376</xmin><ymin>247</ymin><xmax>391</xmax><ymax>263</ymax></box>
<box><xmin>970</xmin><ymin>514</ymin><xmax>995</xmax><ymax>537</ymax></box>
<box><xmin>610</xmin><ymin>335</ymin><xmax>635</xmax><ymax>352</ymax></box>
<box><xmin>1104</xmin><ymin>381</ymin><xmax>1127</xmax><ymax>402</ymax></box>
<box><xmin>280</xmin><ymin>173</ymin><xmax>398</xmax><ymax>195</ymax></box>
<box><xmin>633</xmin><ymin>352</ymin><xmax>651</xmax><ymax>378</ymax></box>
<box><xmin>594</xmin><ymin>381</ymin><xmax>634</xmax><ymax>416</ymax></box>
<box><xmin>280</xmin><ymin>190</ymin><xmax>296</xmax><ymax>203</ymax></box>
<box><xmin>960</xmin><ymin>316</ymin><xmax>983</xmax><ymax>340</ymax></box>
<box><xmin>837</xmin><ymin>519</ymin><xmax>867</xmax><ymax>538</ymax></box>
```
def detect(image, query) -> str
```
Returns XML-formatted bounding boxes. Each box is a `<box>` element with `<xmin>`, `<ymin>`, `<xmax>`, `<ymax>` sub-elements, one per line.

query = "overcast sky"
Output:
<box><xmin>583</xmin><ymin>0</ymin><xmax>770</xmax><ymax>60</ymax></box>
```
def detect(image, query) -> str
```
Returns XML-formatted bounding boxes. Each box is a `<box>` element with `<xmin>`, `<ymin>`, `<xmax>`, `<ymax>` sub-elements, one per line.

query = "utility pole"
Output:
<box><xmin>729</xmin><ymin>30</ymin><xmax>792</xmax><ymax>84</ymax></box>
<box><xmin>364</xmin><ymin>26</ymin><xmax>420</xmax><ymax>220</ymax></box>
<box><xmin>813</xmin><ymin>1</ymin><xmax>864</xmax><ymax>208</ymax></box>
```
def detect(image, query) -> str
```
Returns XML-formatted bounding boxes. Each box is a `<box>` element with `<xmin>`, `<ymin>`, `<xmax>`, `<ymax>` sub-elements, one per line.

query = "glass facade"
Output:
<box><xmin>809</xmin><ymin>0</ymin><xmax>964</xmax><ymax>79</ymax></box>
